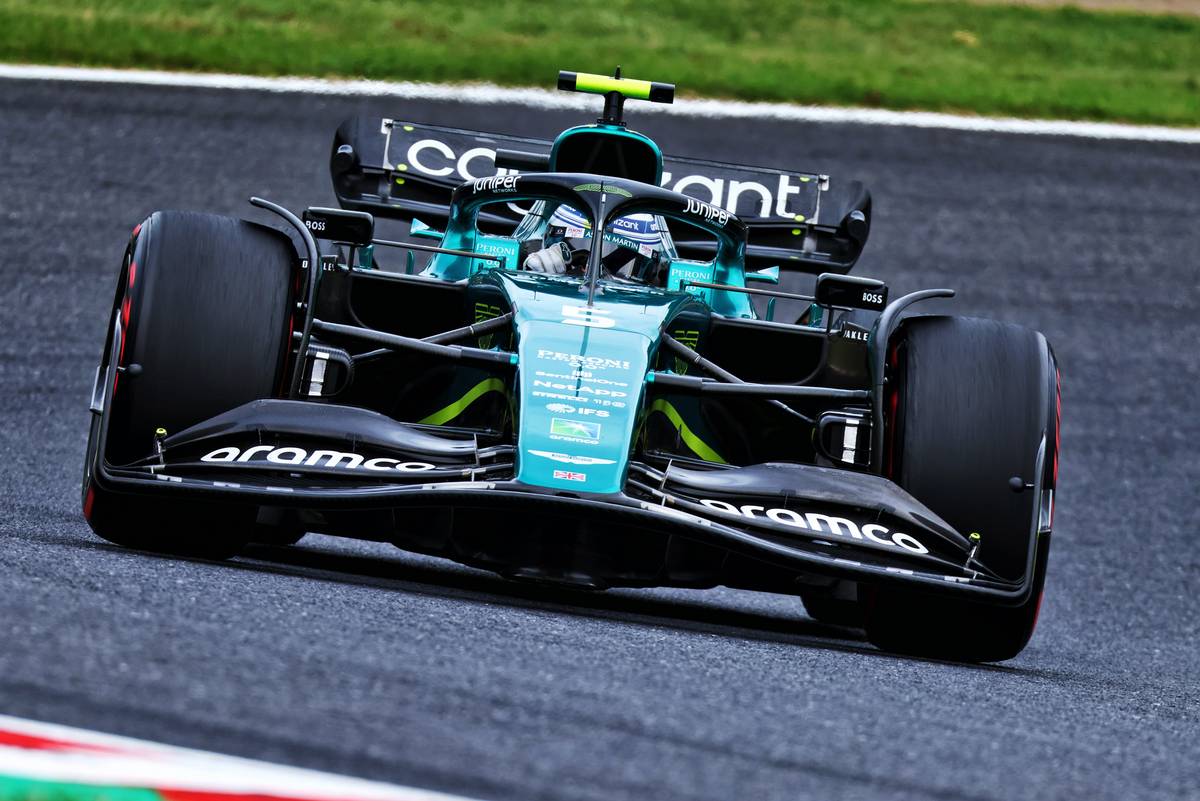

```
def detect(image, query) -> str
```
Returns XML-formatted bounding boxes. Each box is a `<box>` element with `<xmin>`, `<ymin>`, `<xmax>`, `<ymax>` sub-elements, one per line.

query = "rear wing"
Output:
<box><xmin>331</xmin><ymin>117</ymin><xmax>871</xmax><ymax>273</ymax></box>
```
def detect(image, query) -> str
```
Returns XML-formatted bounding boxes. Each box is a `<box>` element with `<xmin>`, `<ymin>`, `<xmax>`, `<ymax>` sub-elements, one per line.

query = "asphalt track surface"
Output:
<box><xmin>1</xmin><ymin>77</ymin><xmax>1198</xmax><ymax>801</ymax></box>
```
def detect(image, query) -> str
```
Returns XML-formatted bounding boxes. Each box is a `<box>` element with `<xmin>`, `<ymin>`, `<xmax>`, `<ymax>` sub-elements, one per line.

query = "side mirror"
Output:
<box><xmin>331</xmin><ymin>143</ymin><xmax>356</xmax><ymax>175</ymax></box>
<box><xmin>746</xmin><ymin>266</ymin><xmax>780</xmax><ymax>285</ymax></box>
<box><xmin>303</xmin><ymin>207</ymin><xmax>374</xmax><ymax>246</ymax></box>
<box><xmin>495</xmin><ymin>149</ymin><xmax>550</xmax><ymax>172</ymax></box>
<box><xmin>841</xmin><ymin>209</ymin><xmax>869</xmax><ymax>245</ymax></box>
<box><xmin>815</xmin><ymin>272</ymin><xmax>888</xmax><ymax>312</ymax></box>
<box><xmin>409</xmin><ymin>217</ymin><xmax>444</xmax><ymax>240</ymax></box>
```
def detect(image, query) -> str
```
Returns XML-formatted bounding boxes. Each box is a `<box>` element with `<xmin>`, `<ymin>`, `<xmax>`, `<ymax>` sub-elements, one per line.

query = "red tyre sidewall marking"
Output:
<box><xmin>82</xmin><ymin>486</ymin><xmax>95</xmax><ymax>520</ymax></box>
<box><xmin>115</xmin><ymin>223</ymin><xmax>144</xmax><ymax>395</ymax></box>
<box><xmin>278</xmin><ymin>268</ymin><xmax>302</xmax><ymax>396</ymax></box>
<box><xmin>87</xmin><ymin>225</ymin><xmax>146</xmax><ymax>511</ymax></box>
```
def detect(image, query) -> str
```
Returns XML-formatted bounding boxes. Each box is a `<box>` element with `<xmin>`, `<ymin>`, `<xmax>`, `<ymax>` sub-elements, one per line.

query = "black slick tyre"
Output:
<box><xmin>82</xmin><ymin>211</ymin><xmax>296</xmax><ymax>558</ymax></box>
<box><xmin>863</xmin><ymin>316</ymin><xmax>1060</xmax><ymax>663</ymax></box>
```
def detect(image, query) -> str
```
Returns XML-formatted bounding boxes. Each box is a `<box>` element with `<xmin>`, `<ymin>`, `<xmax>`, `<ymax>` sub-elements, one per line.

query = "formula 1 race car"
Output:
<box><xmin>82</xmin><ymin>70</ymin><xmax>1061</xmax><ymax>662</ymax></box>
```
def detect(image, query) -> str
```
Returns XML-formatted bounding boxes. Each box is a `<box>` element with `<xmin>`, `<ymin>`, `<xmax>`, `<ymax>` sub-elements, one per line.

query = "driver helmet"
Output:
<box><xmin>544</xmin><ymin>205</ymin><xmax>666</xmax><ymax>283</ymax></box>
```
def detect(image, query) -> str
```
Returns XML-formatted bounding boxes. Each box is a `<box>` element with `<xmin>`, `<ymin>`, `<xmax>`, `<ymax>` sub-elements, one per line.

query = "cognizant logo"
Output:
<box><xmin>402</xmin><ymin>137</ymin><xmax>813</xmax><ymax>219</ymax></box>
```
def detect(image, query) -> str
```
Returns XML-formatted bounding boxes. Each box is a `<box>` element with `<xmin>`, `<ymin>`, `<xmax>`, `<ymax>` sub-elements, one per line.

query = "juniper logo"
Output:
<box><xmin>684</xmin><ymin>196</ymin><xmax>731</xmax><ymax>226</ymax></box>
<box><xmin>472</xmin><ymin>174</ymin><xmax>518</xmax><ymax>193</ymax></box>
<box><xmin>200</xmin><ymin>446</ymin><xmax>436</xmax><ymax>473</ymax></box>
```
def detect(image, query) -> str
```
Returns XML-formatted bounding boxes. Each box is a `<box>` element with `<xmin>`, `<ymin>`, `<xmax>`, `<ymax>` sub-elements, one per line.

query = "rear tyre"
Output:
<box><xmin>862</xmin><ymin>316</ymin><xmax>1059</xmax><ymax>663</ymax></box>
<box><xmin>83</xmin><ymin>211</ymin><xmax>296</xmax><ymax>558</ymax></box>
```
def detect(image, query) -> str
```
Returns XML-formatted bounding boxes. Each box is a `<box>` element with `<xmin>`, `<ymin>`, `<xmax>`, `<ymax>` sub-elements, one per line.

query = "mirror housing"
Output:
<box><xmin>409</xmin><ymin>217</ymin><xmax>444</xmax><ymax>240</ymax></box>
<box><xmin>815</xmin><ymin>273</ymin><xmax>888</xmax><ymax>312</ymax></box>
<box><xmin>331</xmin><ymin>143</ymin><xmax>356</xmax><ymax>175</ymax></box>
<box><xmin>303</xmin><ymin>207</ymin><xmax>374</xmax><ymax>246</ymax></box>
<box><xmin>746</xmin><ymin>266</ymin><xmax>780</xmax><ymax>285</ymax></box>
<box><xmin>495</xmin><ymin>149</ymin><xmax>550</xmax><ymax>172</ymax></box>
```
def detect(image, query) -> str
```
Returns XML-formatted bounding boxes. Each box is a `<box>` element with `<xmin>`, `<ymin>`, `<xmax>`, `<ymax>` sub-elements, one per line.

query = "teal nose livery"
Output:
<box><xmin>496</xmin><ymin>272</ymin><xmax>689</xmax><ymax>494</ymax></box>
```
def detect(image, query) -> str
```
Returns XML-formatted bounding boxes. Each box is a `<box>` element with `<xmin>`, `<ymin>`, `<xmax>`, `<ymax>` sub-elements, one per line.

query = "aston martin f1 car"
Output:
<box><xmin>83</xmin><ymin>71</ymin><xmax>1061</xmax><ymax>662</ymax></box>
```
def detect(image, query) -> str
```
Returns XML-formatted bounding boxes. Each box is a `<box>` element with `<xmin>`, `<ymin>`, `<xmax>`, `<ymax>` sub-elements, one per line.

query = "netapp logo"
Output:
<box><xmin>402</xmin><ymin>136</ymin><xmax>811</xmax><ymax>219</ymax></box>
<box><xmin>532</xmin><ymin>380</ymin><xmax>626</xmax><ymax>398</ymax></box>
<box><xmin>201</xmin><ymin>446</ymin><xmax>436</xmax><ymax>473</ymax></box>
<box><xmin>699</xmin><ymin>500</ymin><xmax>929</xmax><ymax>554</ymax></box>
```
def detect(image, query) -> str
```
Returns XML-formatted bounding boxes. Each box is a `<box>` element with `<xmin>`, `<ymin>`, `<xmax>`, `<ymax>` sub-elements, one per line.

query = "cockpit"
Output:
<box><xmin>423</xmin><ymin>172</ymin><xmax>753</xmax><ymax>317</ymax></box>
<box><xmin>512</xmin><ymin>201</ymin><xmax>677</xmax><ymax>287</ymax></box>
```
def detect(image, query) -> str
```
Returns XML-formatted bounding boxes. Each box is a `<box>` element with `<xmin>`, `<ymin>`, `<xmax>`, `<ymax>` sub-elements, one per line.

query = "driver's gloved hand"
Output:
<box><xmin>523</xmin><ymin>242</ymin><xmax>572</xmax><ymax>274</ymax></box>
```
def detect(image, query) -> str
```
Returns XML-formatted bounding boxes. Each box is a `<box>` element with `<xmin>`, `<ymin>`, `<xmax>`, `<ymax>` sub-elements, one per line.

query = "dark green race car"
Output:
<box><xmin>83</xmin><ymin>70</ymin><xmax>1061</xmax><ymax>663</ymax></box>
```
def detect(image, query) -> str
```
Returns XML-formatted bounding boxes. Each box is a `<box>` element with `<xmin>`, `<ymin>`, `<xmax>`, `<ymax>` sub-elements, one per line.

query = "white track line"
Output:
<box><xmin>3</xmin><ymin>62</ymin><xmax>1199</xmax><ymax>145</ymax></box>
<box><xmin>0</xmin><ymin>714</ymin><xmax>478</xmax><ymax>801</ymax></box>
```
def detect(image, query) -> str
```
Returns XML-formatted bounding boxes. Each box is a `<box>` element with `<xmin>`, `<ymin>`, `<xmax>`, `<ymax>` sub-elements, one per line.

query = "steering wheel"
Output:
<box><xmin>523</xmin><ymin>241</ymin><xmax>590</xmax><ymax>275</ymax></box>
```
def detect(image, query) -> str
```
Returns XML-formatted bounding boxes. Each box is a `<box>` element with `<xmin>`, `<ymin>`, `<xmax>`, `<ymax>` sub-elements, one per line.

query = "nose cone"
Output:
<box><xmin>515</xmin><ymin>321</ymin><xmax>649</xmax><ymax>494</ymax></box>
<box><xmin>496</xmin><ymin>270</ymin><xmax>690</xmax><ymax>494</ymax></box>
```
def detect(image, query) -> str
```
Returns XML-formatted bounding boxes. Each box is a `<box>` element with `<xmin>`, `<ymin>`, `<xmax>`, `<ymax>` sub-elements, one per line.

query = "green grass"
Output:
<box><xmin>1</xmin><ymin>0</ymin><xmax>1199</xmax><ymax>126</ymax></box>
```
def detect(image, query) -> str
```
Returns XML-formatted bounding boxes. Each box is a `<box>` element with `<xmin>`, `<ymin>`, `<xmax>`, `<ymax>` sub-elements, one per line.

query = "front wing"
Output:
<box><xmin>88</xmin><ymin>393</ymin><xmax>1041</xmax><ymax>605</ymax></box>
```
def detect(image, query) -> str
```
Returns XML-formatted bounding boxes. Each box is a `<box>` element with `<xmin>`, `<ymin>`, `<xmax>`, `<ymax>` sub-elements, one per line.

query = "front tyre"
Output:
<box><xmin>83</xmin><ymin>211</ymin><xmax>297</xmax><ymax>558</ymax></box>
<box><xmin>863</xmin><ymin>316</ymin><xmax>1060</xmax><ymax>663</ymax></box>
